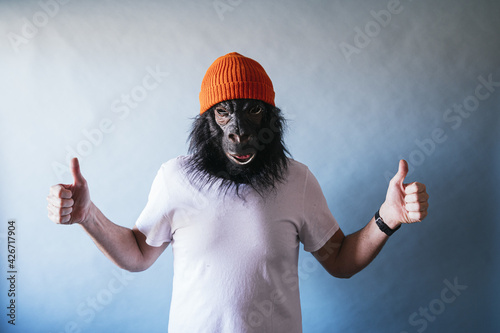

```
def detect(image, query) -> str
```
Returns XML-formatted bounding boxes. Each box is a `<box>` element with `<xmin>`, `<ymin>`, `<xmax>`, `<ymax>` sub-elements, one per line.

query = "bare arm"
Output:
<box><xmin>312</xmin><ymin>218</ymin><xmax>390</xmax><ymax>278</ymax></box>
<box><xmin>79</xmin><ymin>203</ymin><xmax>168</xmax><ymax>272</ymax></box>
<box><xmin>47</xmin><ymin>158</ymin><xmax>168</xmax><ymax>272</ymax></box>
<box><xmin>312</xmin><ymin>160</ymin><xmax>429</xmax><ymax>278</ymax></box>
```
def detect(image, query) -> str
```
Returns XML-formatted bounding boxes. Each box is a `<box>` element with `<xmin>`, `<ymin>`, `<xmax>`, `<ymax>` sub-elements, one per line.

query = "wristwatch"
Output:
<box><xmin>375</xmin><ymin>210</ymin><xmax>401</xmax><ymax>236</ymax></box>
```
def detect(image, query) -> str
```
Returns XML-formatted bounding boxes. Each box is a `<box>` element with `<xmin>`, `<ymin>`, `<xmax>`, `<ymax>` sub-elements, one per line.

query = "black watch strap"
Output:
<box><xmin>375</xmin><ymin>210</ymin><xmax>401</xmax><ymax>236</ymax></box>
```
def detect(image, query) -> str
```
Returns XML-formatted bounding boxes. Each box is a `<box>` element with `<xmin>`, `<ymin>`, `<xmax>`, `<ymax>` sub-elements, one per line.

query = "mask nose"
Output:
<box><xmin>228</xmin><ymin>132</ymin><xmax>250</xmax><ymax>144</ymax></box>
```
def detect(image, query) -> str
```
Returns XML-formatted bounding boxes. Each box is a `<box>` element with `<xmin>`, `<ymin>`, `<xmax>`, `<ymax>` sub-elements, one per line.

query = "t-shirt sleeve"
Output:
<box><xmin>135</xmin><ymin>163</ymin><xmax>173</xmax><ymax>247</ymax></box>
<box><xmin>299</xmin><ymin>167</ymin><xmax>340</xmax><ymax>252</ymax></box>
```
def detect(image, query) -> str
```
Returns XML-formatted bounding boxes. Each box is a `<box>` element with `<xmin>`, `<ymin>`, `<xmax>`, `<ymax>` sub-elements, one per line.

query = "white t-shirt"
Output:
<box><xmin>135</xmin><ymin>156</ymin><xmax>339</xmax><ymax>333</ymax></box>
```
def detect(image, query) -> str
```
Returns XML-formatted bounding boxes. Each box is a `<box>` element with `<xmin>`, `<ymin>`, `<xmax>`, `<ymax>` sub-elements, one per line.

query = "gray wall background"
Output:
<box><xmin>0</xmin><ymin>0</ymin><xmax>499</xmax><ymax>332</ymax></box>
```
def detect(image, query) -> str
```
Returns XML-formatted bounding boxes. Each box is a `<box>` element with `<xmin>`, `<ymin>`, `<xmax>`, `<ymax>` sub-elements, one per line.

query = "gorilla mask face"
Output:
<box><xmin>185</xmin><ymin>99</ymin><xmax>290</xmax><ymax>196</ymax></box>
<box><xmin>214</xmin><ymin>99</ymin><xmax>265</xmax><ymax>166</ymax></box>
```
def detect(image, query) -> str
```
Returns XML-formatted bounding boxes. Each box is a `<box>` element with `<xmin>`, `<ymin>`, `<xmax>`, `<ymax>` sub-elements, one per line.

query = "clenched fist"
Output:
<box><xmin>379</xmin><ymin>159</ymin><xmax>429</xmax><ymax>228</ymax></box>
<box><xmin>47</xmin><ymin>158</ymin><xmax>92</xmax><ymax>225</ymax></box>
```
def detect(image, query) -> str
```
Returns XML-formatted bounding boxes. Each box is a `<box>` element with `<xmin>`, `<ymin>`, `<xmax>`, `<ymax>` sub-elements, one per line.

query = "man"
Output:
<box><xmin>47</xmin><ymin>52</ymin><xmax>429</xmax><ymax>332</ymax></box>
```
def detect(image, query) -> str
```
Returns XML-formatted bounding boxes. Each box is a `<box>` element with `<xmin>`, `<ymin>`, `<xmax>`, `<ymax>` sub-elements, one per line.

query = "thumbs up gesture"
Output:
<box><xmin>379</xmin><ymin>160</ymin><xmax>429</xmax><ymax>228</ymax></box>
<box><xmin>47</xmin><ymin>158</ymin><xmax>92</xmax><ymax>225</ymax></box>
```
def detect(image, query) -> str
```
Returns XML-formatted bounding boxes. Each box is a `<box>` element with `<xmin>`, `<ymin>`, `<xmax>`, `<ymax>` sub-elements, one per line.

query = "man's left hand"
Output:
<box><xmin>379</xmin><ymin>159</ymin><xmax>429</xmax><ymax>229</ymax></box>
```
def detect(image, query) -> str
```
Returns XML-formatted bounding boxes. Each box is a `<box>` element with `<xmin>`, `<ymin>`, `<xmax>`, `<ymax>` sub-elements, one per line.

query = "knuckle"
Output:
<box><xmin>406</xmin><ymin>194</ymin><xmax>416</xmax><ymax>202</ymax></box>
<box><xmin>53</xmin><ymin>185</ymin><xmax>62</xmax><ymax>195</ymax></box>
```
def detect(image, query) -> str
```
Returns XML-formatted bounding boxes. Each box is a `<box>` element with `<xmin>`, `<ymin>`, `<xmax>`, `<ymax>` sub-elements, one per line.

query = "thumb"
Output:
<box><xmin>391</xmin><ymin>159</ymin><xmax>408</xmax><ymax>185</ymax></box>
<box><xmin>70</xmin><ymin>157</ymin><xmax>86</xmax><ymax>185</ymax></box>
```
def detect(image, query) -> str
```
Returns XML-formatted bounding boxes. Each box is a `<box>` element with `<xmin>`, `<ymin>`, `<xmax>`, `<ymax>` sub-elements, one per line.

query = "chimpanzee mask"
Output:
<box><xmin>185</xmin><ymin>98</ymin><xmax>289</xmax><ymax>196</ymax></box>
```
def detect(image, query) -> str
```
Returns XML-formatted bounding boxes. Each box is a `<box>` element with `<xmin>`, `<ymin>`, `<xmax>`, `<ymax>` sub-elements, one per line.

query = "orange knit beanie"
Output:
<box><xmin>199</xmin><ymin>52</ymin><xmax>275</xmax><ymax>114</ymax></box>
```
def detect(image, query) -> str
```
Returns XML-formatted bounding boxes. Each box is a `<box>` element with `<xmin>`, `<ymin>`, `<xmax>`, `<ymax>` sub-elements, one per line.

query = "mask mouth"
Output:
<box><xmin>227</xmin><ymin>152</ymin><xmax>256</xmax><ymax>165</ymax></box>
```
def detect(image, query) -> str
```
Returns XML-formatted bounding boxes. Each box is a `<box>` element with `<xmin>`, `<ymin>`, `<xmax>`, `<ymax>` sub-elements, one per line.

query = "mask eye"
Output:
<box><xmin>249</xmin><ymin>106</ymin><xmax>263</xmax><ymax>115</ymax></box>
<box><xmin>215</xmin><ymin>108</ymin><xmax>229</xmax><ymax>117</ymax></box>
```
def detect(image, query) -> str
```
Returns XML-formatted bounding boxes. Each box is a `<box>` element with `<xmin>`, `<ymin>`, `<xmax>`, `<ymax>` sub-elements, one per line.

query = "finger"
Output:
<box><xmin>390</xmin><ymin>159</ymin><xmax>409</xmax><ymax>186</ymax></box>
<box><xmin>49</xmin><ymin>185</ymin><xmax>72</xmax><ymax>199</ymax></box>
<box><xmin>71</xmin><ymin>157</ymin><xmax>86</xmax><ymax>185</ymax></box>
<box><xmin>404</xmin><ymin>182</ymin><xmax>426</xmax><ymax>195</ymax></box>
<box><xmin>408</xmin><ymin>210</ymin><xmax>427</xmax><ymax>222</ymax></box>
<box><xmin>48</xmin><ymin>211</ymin><xmax>71</xmax><ymax>224</ymax></box>
<box><xmin>47</xmin><ymin>196</ymin><xmax>74</xmax><ymax>208</ymax></box>
<box><xmin>405</xmin><ymin>202</ymin><xmax>428</xmax><ymax>212</ymax></box>
<box><xmin>404</xmin><ymin>192</ymin><xmax>429</xmax><ymax>203</ymax></box>
<box><xmin>48</xmin><ymin>204</ymin><xmax>73</xmax><ymax>217</ymax></box>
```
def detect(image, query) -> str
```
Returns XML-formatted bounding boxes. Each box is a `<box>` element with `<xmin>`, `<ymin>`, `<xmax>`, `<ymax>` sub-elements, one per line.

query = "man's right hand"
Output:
<box><xmin>47</xmin><ymin>157</ymin><xmax>92</xmax><ymax>225</ymax></box>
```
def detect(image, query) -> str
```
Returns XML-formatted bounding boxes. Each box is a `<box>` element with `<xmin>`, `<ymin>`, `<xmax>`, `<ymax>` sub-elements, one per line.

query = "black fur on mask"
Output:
<box><xmin>184</xmin><ymin>101</ymin><xmax>290</xmax><ymax>196</ymax></box>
